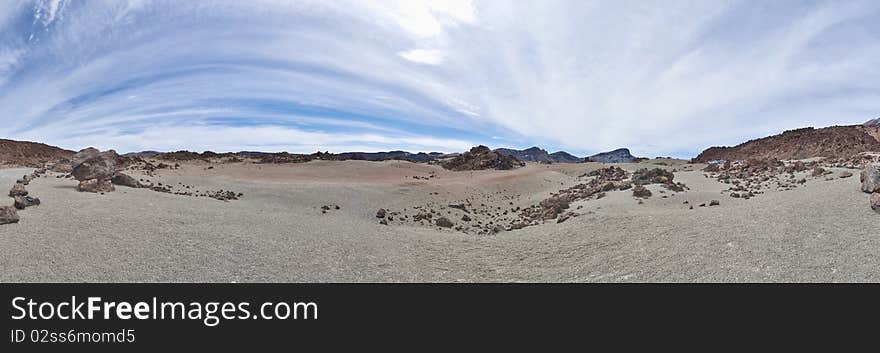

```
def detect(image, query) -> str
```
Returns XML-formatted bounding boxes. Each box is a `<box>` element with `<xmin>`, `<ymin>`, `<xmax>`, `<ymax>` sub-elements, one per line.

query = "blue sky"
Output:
<box><xmin>0</xmin><ymin>0</ymin><xmax>879</xmax><ymax>157</ymax></box>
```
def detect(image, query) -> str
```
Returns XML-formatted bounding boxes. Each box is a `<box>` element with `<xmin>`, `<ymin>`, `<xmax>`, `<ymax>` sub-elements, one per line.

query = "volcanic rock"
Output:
<box><xmin>871</xmin><ymin>193</ymin><xmax>880</xmax><ymax>212</ymax></box>
<box><xmin>0</xmin><ymin>206</ymin><xmax>19</xmax><ymax>225</ymax></box>
<box><xmin>585</xmin><ymin>166</ymin><xmax>629</xmax><ymax>181</ymax></box>
<box><xmin>13</xmin><ymin>196</ymin><xmax>40</xmax><ymax>209</ymax></box>
<box><xmin>77</xmin><ymin>179</ymin><xmax>115</xmax><ymax>193</ymax></box>
<box><xmin>9</xmin><ymin>183</ymin><xmax>27</xmax><ymax>197</ymax></box>
<box><xmin>861</xmin><ymin>164</ymin><xmax>880</xmax><ymax>193</ymax></box>
<box><xmin>72</xmin><ymin>149</ymin><xmax>121</xmax><ymax>182</ymax></box>
<box><xmin>435</xmin><ymin>217</ymin><xmax>454</xmax><ymax>228</ymax></box>
<box><xmin>376</xmin><ymin>208</ymin><xmax>387</xmax><ymax>218</ymax></box>
<box><xmin>632</xmin><ymin>168</ymin><xmax>674</xmax><ymax>185</ymax></box>
<box><xmin>538</xmin><ymin>194</ymin><xmax>572</xmax><ymax>219</ymax></box>
<box><xmin>111</xmin><ymin>173</ymin><xmax>142</xmax><ymax>188</ymax></box>
<box><xmin>632</xmin><ymin>185</ymin><xmax>651</xmax><ymax>198</ymax></box>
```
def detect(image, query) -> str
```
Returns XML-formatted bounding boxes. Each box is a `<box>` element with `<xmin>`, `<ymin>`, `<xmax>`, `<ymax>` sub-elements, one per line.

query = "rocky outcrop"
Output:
<box><xmin>0</xmin><ymin>206</ymin><xmax>19</xmax><ymax>225</ymax></box>
<box><xmin>70</xmin><ymin>148</ymin><xmax>124</xmax><ymax>193</ymax></box>
<box><xmin>72</xmin><ymin>149</ymin><xmax>121</xmax><ymax>181</ymax></box>
<box><xmin>441</xmin><ymin>146</ymin><xmax>524</xmax><ymax>171</ymax></box>
<box><xmin>584</xmin><ymin>166</ymin><xmax>629</xmax><ymax>181</ymax></box>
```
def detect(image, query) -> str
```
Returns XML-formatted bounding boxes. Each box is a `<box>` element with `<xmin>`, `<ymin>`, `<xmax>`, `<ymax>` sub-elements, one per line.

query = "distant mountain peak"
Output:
<box><xmin>865</xmin><ymin>118</ymin><xmax>880</xmax><ymax>127</ymax></box>
<box><xmin>494</xmin><ymin>147</ymin><xmax>583</xmax><ymax>163</ymax></box>
<box><xmin>587</xmin><ymin>148</ymin><xmax>638</xmax><ymax>163</ymax></box>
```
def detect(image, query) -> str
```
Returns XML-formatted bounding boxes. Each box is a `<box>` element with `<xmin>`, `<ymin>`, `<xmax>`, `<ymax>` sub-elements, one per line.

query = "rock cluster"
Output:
<box><xmin>702</xmin><ymin>158</ymin><xmax>835</xmax><ymax>199</ymax></box>
<box><xmin>377</xmin><ymin>166</ymin><xmax>690</xmax><ymax>234</ymax></box>
<box><xmin>3</xmin><ymin>168</ymin><xmax>47</xmax><ymax>225</ymax></box>
<box><xmin>68</xmin><ymin>148</ymin><xmax>149</xmax><ymax>193</ymax></box>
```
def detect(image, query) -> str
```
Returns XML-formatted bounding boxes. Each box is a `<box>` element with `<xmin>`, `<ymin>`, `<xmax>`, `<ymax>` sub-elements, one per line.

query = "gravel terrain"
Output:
<box><xmin>0</xmin><ymin>160</ymin><xmax>876</xmax><ymax>282</ymax></box>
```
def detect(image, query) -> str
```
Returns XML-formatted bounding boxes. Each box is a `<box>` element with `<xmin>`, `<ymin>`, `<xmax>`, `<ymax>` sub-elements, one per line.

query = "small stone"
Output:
<box><xmin>435</xmin><ymin>217</ymin><xmax>454</xmax><ymax>228</ymax></box>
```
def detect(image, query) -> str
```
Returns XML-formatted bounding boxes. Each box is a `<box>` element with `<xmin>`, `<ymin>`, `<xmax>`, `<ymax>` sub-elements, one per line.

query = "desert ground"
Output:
<box><xmin>1</xmin><ymin>159</ymin><xmax>876</xmax><ymax>282</ymax></box>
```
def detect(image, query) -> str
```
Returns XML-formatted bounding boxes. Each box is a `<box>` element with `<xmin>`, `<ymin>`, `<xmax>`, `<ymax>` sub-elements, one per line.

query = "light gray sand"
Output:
<box><xmin>0</xmin><ymin>161</ymin><xmax>876</xmax><ymax>282</ymax></box>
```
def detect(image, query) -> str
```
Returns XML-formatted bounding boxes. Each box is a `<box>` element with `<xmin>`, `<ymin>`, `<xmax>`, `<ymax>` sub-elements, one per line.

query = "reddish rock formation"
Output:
<box><xmin>694</xmin><ymin>125</ymin><xmax>880</xmax><ymax>162</ymax></box>
<box><xmin>0</xmin><ymin>139</ymin><xmax>74</xmax><ymax>168</ymax></box>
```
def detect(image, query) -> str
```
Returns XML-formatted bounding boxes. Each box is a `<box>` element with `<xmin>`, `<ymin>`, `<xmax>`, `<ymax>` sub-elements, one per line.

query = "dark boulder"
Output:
<box><xmin>9</xmin><ymin>183</ymin><xmax>27</xmax><ymax>197</ymax></box>
<box><xmin>0</xmin><ymin>206</ymin><xmax>19</xmax><ymax>224</ymax></box>
<box><xmin>861</xmin><ymin>164</ymin><xmax>880</xmax><ymax>193</ymax></box>
<box><xmin>13</xmin><ymin>196</ymin><xmax>40</xmax><ymax>209</ymax></box>
<box><xmin>71</xmin><ymin>149</ymin><xmax>121</xmax><ymax>182</ymax></box>
<box><xmin>111</xmin><ymin>173</ymin><xmax>142</xmax><ymax>188</ymax></box>
<box><xmin>632</xmin><ymin>185</ymin><xmax>651</xmax><ymax>198</ymax></box>
<box><xmin>435</xmin><ymin>217</ymin><xmax>454</xmax><ymax>228</ymax></box>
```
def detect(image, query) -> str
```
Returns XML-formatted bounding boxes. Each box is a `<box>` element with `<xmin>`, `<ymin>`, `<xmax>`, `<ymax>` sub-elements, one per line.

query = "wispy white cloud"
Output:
<box><xmin>39</xmin><ymin>124</ymin><xmax>475</xmax><ymax>154</ymax></box>
<box><xmin>0</xmin><ymin>0</ymin><xmax>879</xmax><ymax>157</ymax></box>
<box><xmin>398</xmin><ymin>49</ymin><xmax>445</xmax><ymax>65</ymax></box>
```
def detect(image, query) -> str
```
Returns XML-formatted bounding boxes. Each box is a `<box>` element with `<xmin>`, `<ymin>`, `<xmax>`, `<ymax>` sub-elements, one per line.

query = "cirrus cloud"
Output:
<box><xmin>0</xmin><ymin>0</ymin><xmax>879</xmax><ymax>157</ymax></box>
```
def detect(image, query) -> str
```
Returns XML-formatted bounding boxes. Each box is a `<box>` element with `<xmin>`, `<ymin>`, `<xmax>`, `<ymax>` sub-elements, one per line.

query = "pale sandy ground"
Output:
<box><xmin>0</xmin><ymin>159</ymin><xmax>876</xmax><ymax>282</ymax></box>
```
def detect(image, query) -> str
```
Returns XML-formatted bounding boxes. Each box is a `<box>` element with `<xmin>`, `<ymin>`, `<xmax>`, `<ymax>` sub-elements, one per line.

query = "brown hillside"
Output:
<box><xmin>694</xmin><ymin>125</ymin><xmax>880</xmax><ymax>162</ymax></box>
<box><xmin>0</xmin><ymin>139</ymin><xmax>75</xmax><ymax>167</ymax></box>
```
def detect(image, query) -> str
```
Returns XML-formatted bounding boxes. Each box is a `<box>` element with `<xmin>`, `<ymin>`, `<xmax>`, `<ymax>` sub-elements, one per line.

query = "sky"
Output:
<box><xmin>0</xmin><ymin>0</ymin><xmax>879</xmax><ymax>157</ymax></box>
